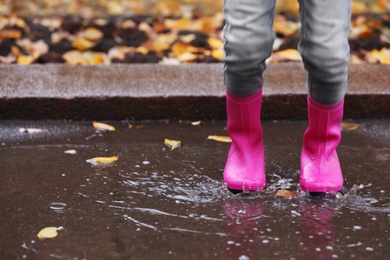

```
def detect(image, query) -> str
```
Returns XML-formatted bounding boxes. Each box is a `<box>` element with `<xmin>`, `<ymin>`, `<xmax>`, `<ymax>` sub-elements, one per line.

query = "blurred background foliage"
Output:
<box><xmin>0</xmin><ymin>0</ymin><xmax>389</xmax><ymax>17</ymax></box>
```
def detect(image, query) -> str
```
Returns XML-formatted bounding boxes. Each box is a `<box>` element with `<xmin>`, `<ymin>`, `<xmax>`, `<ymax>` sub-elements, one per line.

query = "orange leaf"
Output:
<box><xmin>0</xmin><ymin>29</ymin><xmax>21</xmax><ymax>40</ymax></box>
<box><xmin>72</xmin><ymin>38</ymin><xmax>94</xmax><ymax>51</ymax></box>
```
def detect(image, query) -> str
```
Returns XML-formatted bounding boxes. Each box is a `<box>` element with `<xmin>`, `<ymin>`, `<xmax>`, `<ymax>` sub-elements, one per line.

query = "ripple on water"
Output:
<box><xmin>49</xmin><ymin>202</ymin><xmax>67</xmax><ymax>214</ymax></box>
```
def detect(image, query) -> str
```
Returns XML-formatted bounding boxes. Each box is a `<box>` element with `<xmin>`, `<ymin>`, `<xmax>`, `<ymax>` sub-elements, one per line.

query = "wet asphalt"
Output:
<box><xmin>1</xmin><ymin>119</ymin><xmax>389</xmax><ymax>259</ymax></box>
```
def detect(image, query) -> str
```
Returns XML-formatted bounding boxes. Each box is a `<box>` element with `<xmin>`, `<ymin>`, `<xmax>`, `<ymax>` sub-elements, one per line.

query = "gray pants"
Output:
<box><xmin>223</xmin><ymin>0</ymin><xmax>351</xmax><ymax>104</ymax></box>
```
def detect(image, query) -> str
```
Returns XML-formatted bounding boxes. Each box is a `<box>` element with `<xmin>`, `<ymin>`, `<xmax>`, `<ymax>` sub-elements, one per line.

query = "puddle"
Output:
<box><xmin>0</xmin><ymin>120</ymin><xmax>389</xmax><ymax>259</ymax></box>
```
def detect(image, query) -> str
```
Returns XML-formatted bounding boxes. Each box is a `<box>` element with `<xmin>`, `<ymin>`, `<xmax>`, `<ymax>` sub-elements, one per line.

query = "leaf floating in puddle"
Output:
<box><xmin>64</xmin><ymin>150</ymin><xmax>77</xmax><ymax>154</ymax></box>
<box><xmin>207</xmin><ymin>135</ymin><xmax>232</xmax><ymax>143</ymax></box>
<box><xmin>276</xmin><ymin>190</ymin><xmax>299</xmax><ymax>198</ymax></box>
<box><xmin>86</xmin><ymin>156</ymin><xmax>118</xmax><ymax>166</ymax></box>
<box><xmin>164</xmin><ymin>139</ymin><xmax>181</xmax><ymax>151</ymax></box>
<box><xmin>93</xmin><ymin>122</ymin><xmax>115</xmax><ymax>131</ymax></box>
<box><xmin>37</xmin><ymin>226</ymin><xmax>63</xmax><ymax>239</ymax></box>
<box><xmin>341</xmin><ymin>122</ymin><xmax>359</xmax><ymax>131</ymax></box>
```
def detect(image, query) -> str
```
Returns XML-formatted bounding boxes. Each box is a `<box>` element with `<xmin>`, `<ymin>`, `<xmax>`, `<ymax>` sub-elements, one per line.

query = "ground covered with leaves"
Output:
<box><xmin>0</xmin><ymin>0</ymin><xmax>390</xmax><ymax>65</ymax></box>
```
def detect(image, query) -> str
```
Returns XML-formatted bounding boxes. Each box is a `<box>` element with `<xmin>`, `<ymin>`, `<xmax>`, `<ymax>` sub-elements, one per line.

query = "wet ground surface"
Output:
<box><xmin>1</xmin><ymin>119</ymin><xmax>389</xmax><ymax>259</ymax></box>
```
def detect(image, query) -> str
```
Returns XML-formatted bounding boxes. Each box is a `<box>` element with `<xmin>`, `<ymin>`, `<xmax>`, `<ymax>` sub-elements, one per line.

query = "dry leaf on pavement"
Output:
<box><xmin>164</xmin><ymin>139</ymin><xmax>181</xmax><ymax>150</ymax></box>
<box><xmin>37</xmin><ymin>226</ymin><xmax>64</xmax><ymax>239</ymax></box>
<box><xmin>86</xmin><ymin>156</ymin><xmax>118</xmax><ymax>166</ymax></box>
<box><xmin>93</xmin><ymin>122</ymin><xmax>116</xmax><ymax>131</ymax></box>
<box><xmin>207</xmin><ymin>135</ymin><xmax>232</xmax><ymax>143</ymax></box>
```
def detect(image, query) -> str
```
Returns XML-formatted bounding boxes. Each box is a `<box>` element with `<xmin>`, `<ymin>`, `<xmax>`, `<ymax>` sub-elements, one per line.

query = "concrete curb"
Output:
<box><xmin>0</xmin><ymin>63</ymin><xmax>389</xmax><ymax>120</ymax></box>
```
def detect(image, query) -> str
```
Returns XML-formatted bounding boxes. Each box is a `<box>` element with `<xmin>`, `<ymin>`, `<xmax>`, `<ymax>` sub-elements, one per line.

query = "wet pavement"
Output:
<box><xmin>1</xmin><ymin>119</ymin><xmax>389</xmax><ymax>259</ymax></box>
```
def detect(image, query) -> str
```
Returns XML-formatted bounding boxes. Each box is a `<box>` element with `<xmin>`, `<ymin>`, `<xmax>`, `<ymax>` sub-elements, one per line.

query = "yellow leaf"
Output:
<box><xmin>17</xmin><ymin>55</ymin><xmax>34</xmax><ymax>65</ymax></box>
<box><xmin>83</xmin><ymin>27</ymin><xmax>104</xmax><ymax>42</ymax></box>
<box><xmin>276</xmin><ymin>190</ymin><xmax>299</xmax><ymax>198</ymax></box>
<box><xmin>366</xmin><ymin>48</ymin><xmax>390</xmax><ymax>64</ymax></box>
<box><xmin>211</xmin><ymin>49</ymin><xmax>224</xmax><ymax>61</ymax></box>
<box><xmin>271</xmin><ymin>49</ymin><xmax>302</xmax><ymax>62</ymax></box>
<box><xmin>164</xmin><ymin>139</ymin><xmax>181</xmax><ymax>151</ymax></box>
<box><xmin>207</xmin><ymin>135</ymin><xmax>232</xmax><ymax>143</ymax></box>
<box><xmin>72</xmin><ymin>37</ymin><xmax>94</xmax><ymax>51</ymax></box>
<box><xmin>207</xmin><ymin>37</ymin><xmax>223</xmax><ymax>49</ymax></box>
<box><xmin>136</xmin><ymin>46</ymin><xmax>149</xmax><ymax>55</ymax></box>
<box><xmin>86</xmin><ymin>156</ymin><xmax>118</xmax><ymax>166</ymax></box>
<box><xmin>177</xmin><ymin>52</ymin><xmax>197</xmax><ymax>62</ymax></box>
<box><xmin>37</xmin><ymin>226</ymin><xmax>63</xmax><ymax>239</ymax></box>
<box><xmin>171</xmin><ymin>41</ymin><xmax>189</xmax><ymax>56</ymax></box>
<box><xmin>341</xmin><ymin>122</ymin><xmax>359</xmax><ymax>131</ymax></box>
<box><xmin>93</xmin><ymin>122</ymin><xmax>115</xmax><ymax>131</ymax></box>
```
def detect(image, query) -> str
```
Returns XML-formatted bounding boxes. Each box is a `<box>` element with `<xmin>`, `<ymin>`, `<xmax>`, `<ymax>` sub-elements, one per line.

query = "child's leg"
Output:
<box><xmin>222</xmin><ymin>0</ymin><xmax>276</xmax><ymax>191</ymax></box>
<box><xmin>298</xmin><ymin>0</ymin><xmax>351</xmax><ymax>104</ymax></box>
<box><xmin>223</xmin><ymin>0</ymin><xmax>276</xmax><ymax>97</ymax></box>
<box><xmin>298</xmin><ymin>0</ymin><xmax>351</xmax><ymax>193</ymax></box>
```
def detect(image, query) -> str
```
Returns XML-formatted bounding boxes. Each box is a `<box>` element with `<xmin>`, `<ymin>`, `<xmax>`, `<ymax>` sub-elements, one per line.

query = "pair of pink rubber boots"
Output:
<box><xmin>224</xmin><ymin>89</ymin><xmax>344</xmax><ymax>193</ymax></box>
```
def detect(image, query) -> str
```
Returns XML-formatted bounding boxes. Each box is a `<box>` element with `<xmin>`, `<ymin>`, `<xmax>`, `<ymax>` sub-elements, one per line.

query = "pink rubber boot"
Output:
<box><xmin>300</xmin><ymin>96</ymin><xmax>344</xmax><ymax>193</ymax></box>
<box><xmin>223</xmin><ymin>89</ymin><xmax>266</xmax><ymax>191</ymax></box>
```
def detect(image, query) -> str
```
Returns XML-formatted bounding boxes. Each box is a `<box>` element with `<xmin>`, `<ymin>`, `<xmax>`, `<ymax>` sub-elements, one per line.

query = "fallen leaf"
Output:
<box><xmin>86</xmin><ymin>156</ymin><xmax>118</xmax><ymax>166</ymax></box>
<box><xmin>276</xmin><ymin>190</ymin><xmax>299</xmax><ymax>198</ymax></box>
<box><xmin>0</xmin><ymin>54</ymin><xmax>16</xmax><ymax>64</ymax></box>
<box><xmin>366</xmin><ymin>48</ymin><xmax>390</xmax><ymax>64</ymax></box>
<box><xmin>177</xmin><ymin>52</ymin><xmax>197</xmax><ymax>62</ymax></box>
<box><xmin>64</xmin><ymin>150</ymin><xmax>77</xmax><ymax>154</ymax></box>
<box><xmin>207</xmin><ymin>37</ymin><xmax>223</xmax><ymax>49</ymax></box>
<box><xmin>37</xmin><ymin>226</ymin><xmax>63</xmax><ymax>239</ymax></box>
<box><xmin>180</xmin><ymin>34</ymin><xmax>196</xmax><ymax>43</ymax></box>
<box><xmin>62</xmin><ymin>50</ymin><xmax>83</xmax><ymax>64</ymax></box>
<box><xmin>273</xmin><ymin>15</ymin><xmax>300</xmax><ymax>36</ymax></box>
<box><xmin>17</xmin><ymin>55</ymin><xmax>34</xmax><ymax>65</ymax></box>
<box><xmin>93</xmin><ymin>122</ymin><xmax>115</xmax><ymax>131</ymax></box>
<box><xmin>211</xmin><ymin>49</ymin><xmax>224</xmax><ymax>60</ymax></box>
<box><xmin>18</xmin><ymin>128</ymin><xmax>43</xmax><ymax>133</ymax></box>
<box><xmin>39</xmin><ymin>18</ymin><xmax>62</xmax><ymax>29</ymax></box>
<box><xmin>0</xmin><ymin>29</ymin><xmax>22</xmax><ymax>40</ymax></box>
<box><xmin>271</xmin><ymin>49</ymin><xmax>302</xmax><ymax>62</ymax></box>
<box><xmin>83</xmin><ymin>27</ymin><xmax>104</xmax><ymax>41</ymax></box>
<box><xmin>136</xmin><ymin>46</ymin><xmax>149</xmax><ymax>55</ymax></box>
<box><xmin>207</xmin><ymin>135</ymin><xmax>232</xmax><ymax>143</ymax></box>
<box><xmin>341</xmin><ymin>122</ymin><xmax>359</xmax><ymax>131</ymax></box>
<box><xmin>350</xmin><ymin>54</ymin><xmax>365</xmax><ymax>64</ymax></box>
<box><xmin>164</xmin><ymin>139</ymin><xmax>181</xmax><ymax>150</ymax></box>
<box><xmin>72</xmin><ymin>37</ymin><xmax>94</xmax><ymax>51</ymax></box>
